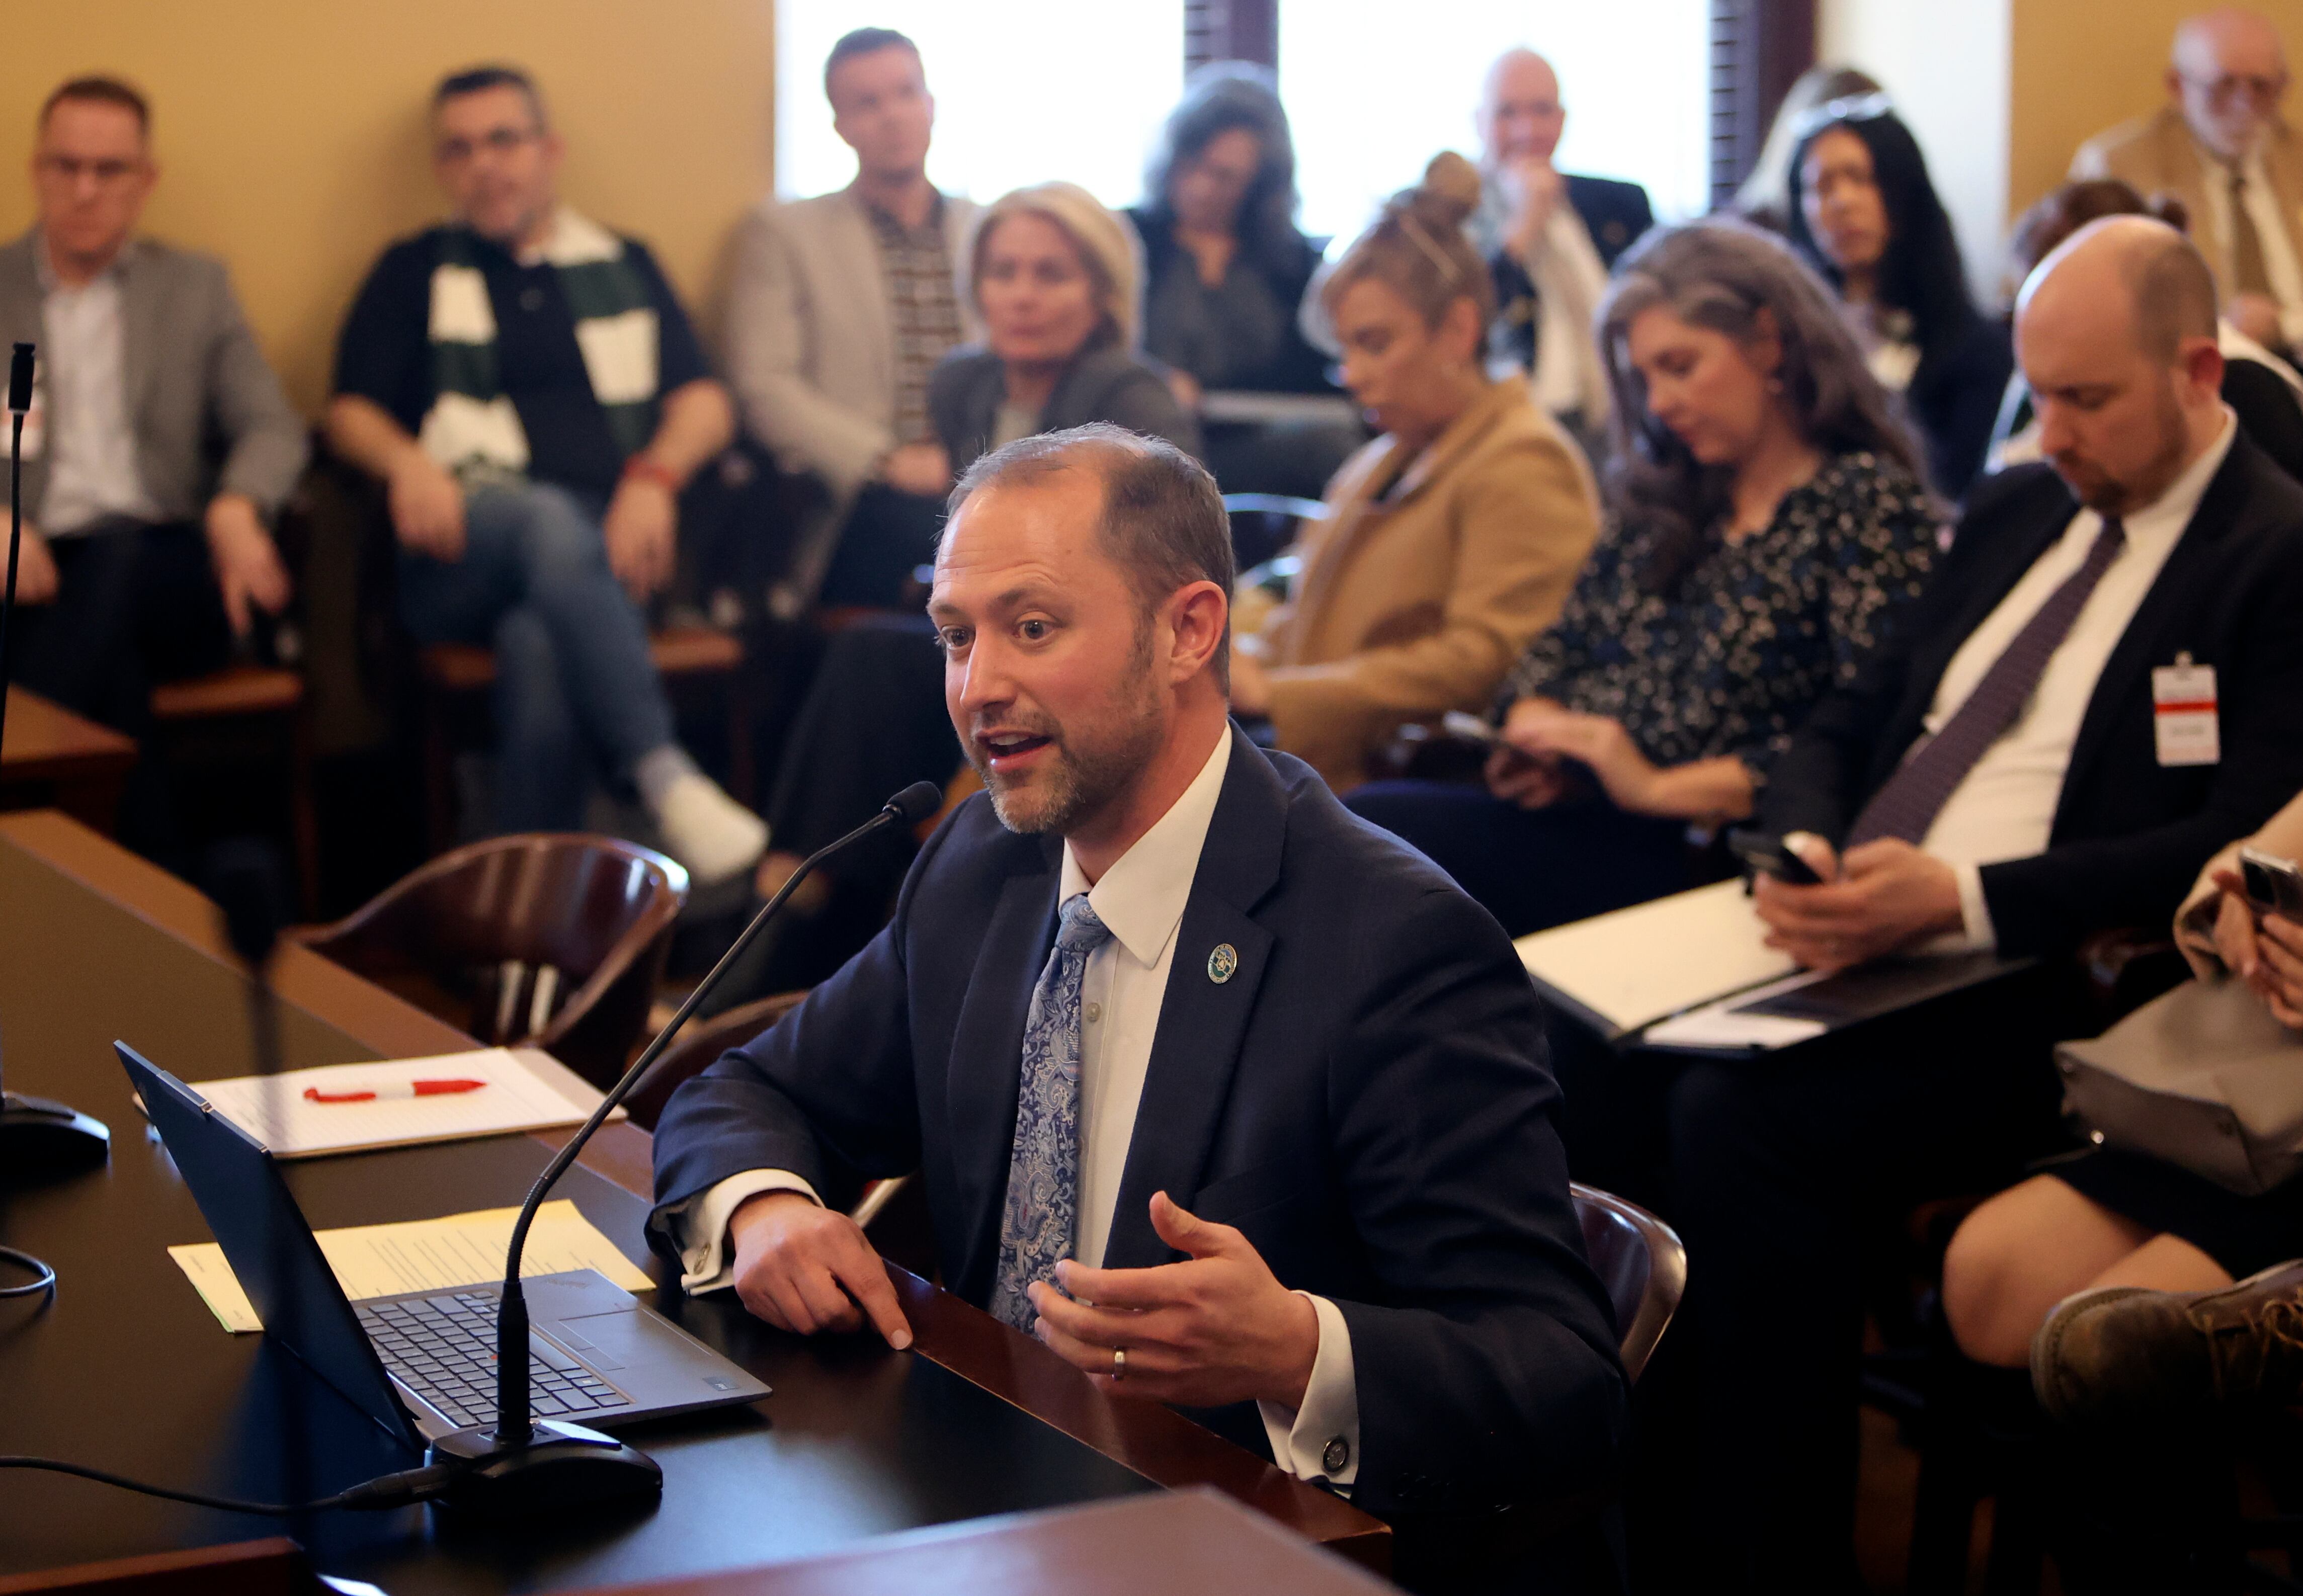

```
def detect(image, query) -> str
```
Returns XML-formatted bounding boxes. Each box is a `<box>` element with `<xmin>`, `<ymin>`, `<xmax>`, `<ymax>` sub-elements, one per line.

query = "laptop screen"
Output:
<box><xmin>118</xmin><ymin>1043</ymin><xmax>423</xmax><ymax>1454</ymax></box>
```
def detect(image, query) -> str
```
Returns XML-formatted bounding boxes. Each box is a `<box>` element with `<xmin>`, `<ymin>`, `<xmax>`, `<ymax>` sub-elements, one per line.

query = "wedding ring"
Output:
<box><xmin>1112</xmin><ymin>1346</ymin><xmax>1127</xmax><ymax>1380</ymax></box>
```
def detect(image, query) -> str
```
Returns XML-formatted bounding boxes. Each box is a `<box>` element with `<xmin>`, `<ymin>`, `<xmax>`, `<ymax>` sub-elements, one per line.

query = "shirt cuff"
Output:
<box><xmin>1256</xmin><ymin>1293</ymin><xmax>1359</xmax><ymax>1489</ymax></box>
<box><xmin>1951</xmin><ymin>862</ymin><xmax>1997</xmax><ymax>952</ymax></box>
<box><xmin>661</xmin><ymin>1169</ymin><xmax>822</xmax><ymax>1294</ymax></box>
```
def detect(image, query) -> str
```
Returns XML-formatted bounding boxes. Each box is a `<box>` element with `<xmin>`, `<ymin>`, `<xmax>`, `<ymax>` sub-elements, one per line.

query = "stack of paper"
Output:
<box><xmin>168</xmin><ymin>1198</ymin><xmax>655</xmax><ymax>1334</ymax></box>
<box><xmin>184</xmin><ymin>1047</ymin><xmax>621</xmax><ymax>1159</ymax></box>
<box><xmin>1514</xmin><ymin>879</ymin><xmax>1798</xmax><ymax>1038</ymax></box>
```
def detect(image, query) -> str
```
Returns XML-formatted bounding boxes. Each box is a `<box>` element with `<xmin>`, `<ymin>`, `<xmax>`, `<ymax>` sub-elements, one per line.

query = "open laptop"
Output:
<box><xmin>119</xmin><ymin>1042</ymin><xmax>768</xmax><ymax>1448</ymax></box>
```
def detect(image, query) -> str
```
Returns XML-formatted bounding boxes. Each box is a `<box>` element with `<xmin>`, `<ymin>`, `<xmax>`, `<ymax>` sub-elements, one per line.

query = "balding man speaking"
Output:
<box><xmin>2074</xmin><ymin>8</ymin><xmax>2303</xmax><ymax>353</ymax></box>
<box><xmin>648</xmin><ymin>425</ymin><xmax>1626</xmax><ymax>1592</ymax></box>
<box><xmin>1655</xmin><ymin>218</ymin><xmax>2303</xmax><ymax>1584</ymax></box>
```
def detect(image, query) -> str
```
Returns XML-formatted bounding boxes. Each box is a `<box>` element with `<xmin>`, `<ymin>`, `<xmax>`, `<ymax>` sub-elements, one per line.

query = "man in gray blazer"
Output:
<box><xmin>724</xmin><ymin>28</ymin><xmax>978</xmax><ymax>612</ymax></box>
<box><xmin>0</xmin><ymin>75</ymin><xmax>306</xmax><ymax>738</ymax></box>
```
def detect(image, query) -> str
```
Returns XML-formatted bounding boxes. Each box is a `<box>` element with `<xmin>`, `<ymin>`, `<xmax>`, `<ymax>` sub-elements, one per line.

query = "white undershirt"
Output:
<box><xmin>35</xmin><ymin>236</ymin><xmax>159</xmax><ymax>535</ymax></box>
<box><xmin>1921</xmin><ymin>410</ymin><xmax>2235</xmax><ymax>945</ymax></box>
<box><xmin>664</xmin><ymin>725</ymin><xmax>1362</xmax><ymax>1486</ymax></box>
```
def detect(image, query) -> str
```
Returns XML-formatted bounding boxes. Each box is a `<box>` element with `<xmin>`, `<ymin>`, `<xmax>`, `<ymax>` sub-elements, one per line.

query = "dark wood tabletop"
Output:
<box><xmin>0</xmin><ymin>812</ymin><xmax>1388</xmax><ymax>1590</ymax></box>
<box><xmin>0</xmin><ymin>691</ymin><xmax>135</xmax><ymax>835</ymax></box>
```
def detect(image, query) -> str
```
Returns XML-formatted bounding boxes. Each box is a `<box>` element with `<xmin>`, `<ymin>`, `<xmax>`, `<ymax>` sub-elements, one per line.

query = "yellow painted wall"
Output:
<box><xmin>0</xmin><ymin>2</ymin><xmax>776</xmax><ymax>413</ymax></box>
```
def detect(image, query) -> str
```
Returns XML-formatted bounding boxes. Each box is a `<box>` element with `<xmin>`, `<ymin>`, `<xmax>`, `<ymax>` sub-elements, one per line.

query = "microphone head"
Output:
<box><xmin>7</xmin><ymin>344</ymin><xmax>31</xmax><ymax>414</ymax></box>
<box><xmin>205</xmin><ymin>838</ymin><xmax>292</xmax><ymax>969</ymax></box>
<box><xmin>885</xmin><ymin>781</ymin><xmax>945</xmax><ymax>826</ymax></box>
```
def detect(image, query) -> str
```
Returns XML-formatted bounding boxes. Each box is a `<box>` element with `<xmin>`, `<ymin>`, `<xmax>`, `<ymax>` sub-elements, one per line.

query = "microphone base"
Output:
<box><xmin>0</xmin><ymin>1091</ymin><xmax>110</xmax><ymax>1184</ymax></box>
<box><xmin>426</xmin><ymin>1418</ymin><xmax>663</xmax><ymax>1517</ymax></box>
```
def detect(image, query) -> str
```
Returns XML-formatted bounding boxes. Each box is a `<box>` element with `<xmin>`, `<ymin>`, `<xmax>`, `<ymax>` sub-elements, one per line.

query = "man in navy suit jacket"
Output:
<box><xmin>1471</xmin><ymin>49</ymin><xmax>1653</xmax><ymax>451</ymax></box>
<box><xmin>648</xmin><ymin>424</ymin><xmax>1626</xmax><ymax>1589</ymax></box>
<box><xmin>1639</xmin><ymin>218</ymin><xmax>2303</xmax><ymax>1588</ymax></box>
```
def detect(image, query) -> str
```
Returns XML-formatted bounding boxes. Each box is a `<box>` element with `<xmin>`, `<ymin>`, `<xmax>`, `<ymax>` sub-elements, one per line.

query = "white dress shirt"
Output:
<box><xmin>34</xmin><ymin>235</ymin><xmax>158</xmax><ymax>535</ymax></box>
<box><xmin>666</xmin><ymin>725</ymin><xmax>1363</xmax><ymax>1486</ymax></box>
<box><xmin>1525</xmin><ymin>205</ymin><xmax>1612</xmax><ymax>429</ymax></box>
<box><xmin>1919</xmin><ymin>410</ymin><xmax>2236</xmax><ymax>945</ymax></box>
<box><xmin>2190</xmin><ymin>143</ymin><xmax>2303</xmax><ymax>347</ymax></box>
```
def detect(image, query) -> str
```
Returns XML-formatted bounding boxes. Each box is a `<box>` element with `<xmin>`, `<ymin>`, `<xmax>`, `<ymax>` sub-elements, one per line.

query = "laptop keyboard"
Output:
<box><xmin>355</xmin><ymin>1288</ymin><xmax>632</xmax><ymax>1429</ymax></box>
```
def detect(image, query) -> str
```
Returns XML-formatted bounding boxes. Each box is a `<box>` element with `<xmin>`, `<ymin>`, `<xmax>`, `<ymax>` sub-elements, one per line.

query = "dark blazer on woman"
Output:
<box><xmin>1127</xmin><ymin>206</ymin><xmax>1332</xmax><ymax>394</ymax></box>
<box><xmin>1762</xmin><ymin>434</ymin><xmax>2303</xmax><ymax>957</ymax></box>
<box><xmin>650</xmin><ymin>734</ymin><xmax>1628</xmax><ymax>1542</ymax></box>
<box><xmin>927</xmin><ymin>343</ymin><xmax>1202</xmax><ymax>472</ymax></box>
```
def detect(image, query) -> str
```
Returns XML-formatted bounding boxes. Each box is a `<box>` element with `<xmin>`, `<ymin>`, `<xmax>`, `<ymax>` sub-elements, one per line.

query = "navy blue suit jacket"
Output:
<box><xmin>650</xmin><ymin>734</ymin><xmax>1627</xmax><ymax>1523</ymax></box>
<box><xmin>1565</xmin><ymin>175</ymin><xmax>1654</xmax><ymax>269</ymax></box>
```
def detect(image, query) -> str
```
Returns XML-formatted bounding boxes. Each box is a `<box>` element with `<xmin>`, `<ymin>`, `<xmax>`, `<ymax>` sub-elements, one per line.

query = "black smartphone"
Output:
<box><xmin>2241</xmin><ymin>846</ymin><xmax>2303</xmax><ymax>919</ymax></box>
<box><xmin>1727</xmin><ymin>828</ymin><xmax>1824</xmax><ymax>887</ymax></box>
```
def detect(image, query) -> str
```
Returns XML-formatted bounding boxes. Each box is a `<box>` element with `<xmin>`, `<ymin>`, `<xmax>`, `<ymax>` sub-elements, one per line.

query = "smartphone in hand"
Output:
<box><xmin>1441</xmin><ymin>710</ymin><xmax>1504</xmax><ymax>746</ymax></box>
<box><xmin>1727</xmin><ymin>828</ymin><xmax>1824</xmax><ymax>887</ymax></box>
<box><xmin>2241</xmin><ymin>846</ymin><xmax>2303</xmax><ymax>919</ymax></box>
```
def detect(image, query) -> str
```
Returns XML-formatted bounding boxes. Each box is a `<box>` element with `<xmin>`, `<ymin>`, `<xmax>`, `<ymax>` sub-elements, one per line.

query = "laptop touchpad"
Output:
<box><xmin>556</xmin><ymin>1308</ymin><xmax>653</xmax><ymax>1371</ymax></box>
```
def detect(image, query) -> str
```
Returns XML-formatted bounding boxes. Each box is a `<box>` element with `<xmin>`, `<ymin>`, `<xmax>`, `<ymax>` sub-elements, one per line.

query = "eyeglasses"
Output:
<box><xmin>2178</xmin><ymin>72</ymin><xmax>2287</xmax><ymax>111</ymax></box>
<box><xmin>434</xmin><ymin>126</ymin><xmax>541</xmax><ymax>164</ymax></box>
<box><xmin>35</xmin><ymin>154</ymin><xmax>145</xmax><ymax>186</ymax></box>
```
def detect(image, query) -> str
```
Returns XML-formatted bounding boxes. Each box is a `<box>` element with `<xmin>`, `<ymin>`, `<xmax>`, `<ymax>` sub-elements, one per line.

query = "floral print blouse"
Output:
<box><xmin>1500</xmin><ymin>450</ymin><xmax>1942</xmax><ymax>781</ymax></box>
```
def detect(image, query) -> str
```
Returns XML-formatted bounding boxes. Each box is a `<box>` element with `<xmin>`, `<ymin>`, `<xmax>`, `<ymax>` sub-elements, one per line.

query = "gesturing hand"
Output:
<box><xmin>727</xmin><ymin>1189</ymin><xmax>913</xmax><ymax>1349</ymax></box>
<box><xmin>1028</xmin><ymin>1191</ymin><xmax>1319</xmax><ymax>1411</ymax></box>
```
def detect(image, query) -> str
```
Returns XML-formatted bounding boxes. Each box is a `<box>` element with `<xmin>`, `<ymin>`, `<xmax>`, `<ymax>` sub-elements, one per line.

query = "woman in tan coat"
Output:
<box><xmin>1227</xmin><ymin>155</ymin><xmax>1599</xmax><ymax>791</ymax></box>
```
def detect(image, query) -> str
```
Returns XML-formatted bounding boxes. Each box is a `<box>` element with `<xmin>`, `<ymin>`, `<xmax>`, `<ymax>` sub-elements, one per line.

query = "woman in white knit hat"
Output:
<box><xmin>927</xmin><ymin>182</ymin><xmax>1199</xmax><ymax>471</ymax></box>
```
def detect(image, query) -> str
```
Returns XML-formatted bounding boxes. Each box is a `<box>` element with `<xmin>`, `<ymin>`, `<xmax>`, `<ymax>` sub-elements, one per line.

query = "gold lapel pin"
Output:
<box><xmin>1207</xmin><ymin>944</ymin><xmax>1238</xmax><ymax>984</ymax></box>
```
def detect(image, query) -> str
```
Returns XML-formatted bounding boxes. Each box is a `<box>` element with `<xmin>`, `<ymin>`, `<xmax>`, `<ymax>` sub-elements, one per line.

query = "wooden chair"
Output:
<box><xmin>417</xmin><ymin>622</ymin><xmax>753</xmax><ymax>855</ymax></box>
<box><xmin>148</xmin><ymin>664</ymin><xmax>319</xmax><ymax>916</ymax></box>
<box><xmin>1571</xmin><ymin>1182</ymin><xmax>1687</xmax><ymax>1384</ymax></box>
<box><xmin>288</xmin><ymin>833</ymin><xmax>688</xmax><ymax>1089</ymax></box>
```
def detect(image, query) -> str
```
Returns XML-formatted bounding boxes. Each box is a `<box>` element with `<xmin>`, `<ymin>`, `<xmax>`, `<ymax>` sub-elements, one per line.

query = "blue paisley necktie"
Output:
<box><xmin>989</xmin><ymin>893</ymin><xmax>1112</xmax><ymax>1331</ymax></box>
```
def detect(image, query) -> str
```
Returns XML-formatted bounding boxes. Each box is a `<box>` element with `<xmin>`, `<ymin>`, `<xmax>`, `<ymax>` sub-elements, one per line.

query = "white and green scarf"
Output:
<box><xmin>419</xmin><ymin>207</ymin><xmax>661</xmax><ymax>483</ymax></box>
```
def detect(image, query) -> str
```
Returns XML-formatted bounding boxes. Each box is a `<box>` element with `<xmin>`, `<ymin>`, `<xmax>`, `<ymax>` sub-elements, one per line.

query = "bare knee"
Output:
<box><xmin>1941</xmin><ymin>1198</ymin><xmax>2040</xmax><ymax>1367</ymax></box>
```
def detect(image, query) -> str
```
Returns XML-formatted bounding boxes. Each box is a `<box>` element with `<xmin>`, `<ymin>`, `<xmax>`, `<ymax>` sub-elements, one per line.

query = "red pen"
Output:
<box><xmin>302</xmin><ymin>1079</ymin><xmax>488</xmax><ymax>1104</ymax></box>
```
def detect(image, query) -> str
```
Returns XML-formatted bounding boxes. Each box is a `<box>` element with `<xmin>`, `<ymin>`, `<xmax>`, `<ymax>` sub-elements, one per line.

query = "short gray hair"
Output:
<box><xmin>946</xmin><ymin>425</ymin><xmax>1234</xmax><ymax>688</ymax></box>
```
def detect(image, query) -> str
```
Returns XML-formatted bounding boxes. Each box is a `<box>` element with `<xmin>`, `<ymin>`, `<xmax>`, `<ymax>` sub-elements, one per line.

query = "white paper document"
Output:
<box><xmin>168</xmin><ymin>1198</ymin><xmax>655</xmax><ymax>1334</ymax></box>
<box><xmin>1641</xmin><ymin>970</ymin><xmax>1834</xmax><ymax>1050</ymax></box>
<box><xmin>1514</xmin><ymin>879</ymin><xmax>1799</xmax><ymax>1036</ymax></box>
<box><xmin>184</xmin><ymin>1047</ymin><xmax>620</xmax><ymax>1159</ymax></box>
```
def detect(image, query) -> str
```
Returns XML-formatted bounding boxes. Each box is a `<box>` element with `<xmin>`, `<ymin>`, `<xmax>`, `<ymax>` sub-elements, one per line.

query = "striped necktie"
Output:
<box><xmin>1846</xmin><ymin>516</ymin><xmax>2127</xmax><ymax>849</ymax></box>
<box><xmin>988</xmin><ymin>893</ymin><xmax>1112</xmax><ymax>1331</ymax></box>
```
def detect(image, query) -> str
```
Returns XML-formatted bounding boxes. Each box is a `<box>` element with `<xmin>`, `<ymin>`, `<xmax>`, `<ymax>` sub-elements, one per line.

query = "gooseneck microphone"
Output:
<box><xmin>0</xmin><ymin>340</ymin><xmax>111</xmax><ymax>1184</ymax></box>
<box><xmin>428</xmin><ymin>780</ymin><xmax>945</xmax><ymax>1516</ymax></box>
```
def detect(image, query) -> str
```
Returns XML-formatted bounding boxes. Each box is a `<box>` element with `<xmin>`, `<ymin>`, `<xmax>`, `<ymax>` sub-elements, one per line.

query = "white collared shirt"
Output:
<box><xmin>1525</xmin><ymin>205</ymin><xmax>1612</xmax><ymax>427</ymax></box>
<box><xmin>34</xmin><ymin>234</ymin><xmax>158</xmax><ymax>535</ymax></box>
<box><xmin>1922</xmin><ymin>410</ymin><xmax>2237</xmax><ymax>944</ymax></box>
<box><xmin>666</xmin><ymin>724</ymin><xmax>1362</xmax><ymax>1487</ymax></box>
<box><xmin>2192</xmin><ymin>142</ymin><xmax>2303</xmax><ymax>345</ymax></box>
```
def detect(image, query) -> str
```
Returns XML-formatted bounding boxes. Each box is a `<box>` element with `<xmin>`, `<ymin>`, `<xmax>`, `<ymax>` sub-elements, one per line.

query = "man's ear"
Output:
<box><xmin>2179</xmin><ymin>334</ymin><xmax>2226</xmax><ymax>403</ymax></box>
<box><xmin>1166</xmin><ymin>580</ymin><xmax>1230</xmax><ymax>683</ymax></box>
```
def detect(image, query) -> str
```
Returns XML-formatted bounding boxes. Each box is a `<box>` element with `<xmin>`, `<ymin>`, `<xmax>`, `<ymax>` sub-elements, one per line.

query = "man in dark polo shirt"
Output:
<box><xmin>324</xmin><ymin>63</ymin><xmax>764</xmax><ymax>883</ymax></box>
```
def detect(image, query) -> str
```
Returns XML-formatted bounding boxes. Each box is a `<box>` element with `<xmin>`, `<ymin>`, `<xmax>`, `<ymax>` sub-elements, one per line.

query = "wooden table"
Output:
<box><xmin>0</xmin><ymin>812</ymin><xmax>1388</xmax><ymax>1590</ymax></box>
<box><xmin>0</xmin><ymin>690</ymin><xmax>134</xmax><ymax>834</ymax></box>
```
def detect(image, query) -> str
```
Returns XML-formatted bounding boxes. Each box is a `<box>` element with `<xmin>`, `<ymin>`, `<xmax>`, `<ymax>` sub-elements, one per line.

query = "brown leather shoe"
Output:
<box><xmin>2031</xmin><ymin>1259</ymin><xmax>2303</xmax><ymax>1427</ymax></box>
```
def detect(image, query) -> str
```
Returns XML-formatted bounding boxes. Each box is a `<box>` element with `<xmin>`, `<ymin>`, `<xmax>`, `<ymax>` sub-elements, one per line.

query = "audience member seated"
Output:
<box><xmin>1128</xmin><ymin>63</ymin><xmax>1357</xmax><ymax>500</ymax></box>
<box><xmin>1730</xmin><ymin>64</ymin><xmax>1885</xmax><ymax>235</ymax></box>
<box><xmin>930</xmin><ymin>183</ymin><xmax>1199</xmax><ymax>471</ymax></box>
<box><xmin>1941</xmin><ymin>785</ymin><xmax>2303</xmax><ymax>1380</ymax></box>
<box><xmin>649</xmin><ymin>426</ymin><xmax>1629</xmax><ymax>1592</ymax></box>
<box><xmin>1228</xmin><ymin>154</ymin><xmax>1599</xmax><ymax>793</ymax></box>
<box><xmin>1990</xmin><ymin>180</ymin><xmax>2303</xmax><ymax>480</ymax></box>
<box><xmin>1348</xmin><ymin>220</ymin><xmax>1940</xmax><ymax>936</ymax></box>
<box><xmin>1640</xmin><ymin>217</ymin><xmax>2303</xmax><ymax>1587</ymax></box>
<box><xmin>322</xmin><ymin>64</ymin><xmax>764</xmax><ymax>884</ymax></box>
<box><xmin>1470</xmin><ymin>48</ymin><xmax>1655</xmax><ymax>456</ymax></box>
<box><xmin>724</xmin><ymin>28</ymin><xmax>975</xmax><ymax>611</ymax></box>
<box><xmin>2074</xmin><ymin>8</ymin><xmax>2301</xmax><ymax>359</ymax></box>
<box><xmin>1</xmin><ymin>75</ymin><xmax>306</xmax><ymax>859</ymax></box>
<box><xmin>1788</xmin><ymin>99</ymin><xmax>2013</xmax><ymax>498</ymax></box>
<box><xmin>737</xmin><ymin>183</ymin><xmax>1197</xmax><ymax>974</ymax></box>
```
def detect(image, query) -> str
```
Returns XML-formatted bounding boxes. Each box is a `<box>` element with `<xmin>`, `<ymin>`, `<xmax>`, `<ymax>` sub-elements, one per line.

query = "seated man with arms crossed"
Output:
<box><xmin>649</xmin><ymin>425</ymin><xmax>1627</xmax><ymax>1593</ymax></box>
<box><xmin>0</xmin><ymin>76</ymin><xmax>304</xmax><ymax>774</ymax></box>
<box><xmin>1655</xmin><ymin>216</ymin><xmax>2303</xmax><ymax>1589</ymax></box>
<box><xmin>325</xmin><ymin>65</ymin><xmax>762</xmax><ymax>881</ymax></box>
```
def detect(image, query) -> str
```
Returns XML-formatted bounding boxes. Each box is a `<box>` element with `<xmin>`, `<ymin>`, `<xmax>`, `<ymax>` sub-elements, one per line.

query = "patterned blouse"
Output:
<box><xmin>1500</xmin><ymin>450</ymin><xmax>1942</xmax><ymax>780</ymax></box>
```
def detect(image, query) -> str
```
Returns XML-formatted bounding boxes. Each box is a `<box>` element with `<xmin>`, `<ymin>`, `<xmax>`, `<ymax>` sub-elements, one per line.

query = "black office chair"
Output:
<box><xmin>1570</xmin><ymin>1183</ymin><xmax>1686</xmax><ymax>1384</ymax></box>
<box><xmin>1221</xmin><ymin>492</ymin><xmax>1330</xmax><ymax>573</ymax></box>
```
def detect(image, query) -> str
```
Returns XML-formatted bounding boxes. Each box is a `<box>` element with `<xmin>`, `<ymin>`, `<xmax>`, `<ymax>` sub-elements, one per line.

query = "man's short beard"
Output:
<box><xmin>979</xmin><ymin>618</ymin><xmax>1166</xmax><ymax>837</ymax></box>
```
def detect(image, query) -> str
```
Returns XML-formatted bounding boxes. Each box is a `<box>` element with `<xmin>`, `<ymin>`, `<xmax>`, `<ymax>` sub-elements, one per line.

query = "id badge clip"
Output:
<box><xmin>2152</xmin><ymin>651</ymin><xmax>2219</xmax><ymax>767</ymax></box>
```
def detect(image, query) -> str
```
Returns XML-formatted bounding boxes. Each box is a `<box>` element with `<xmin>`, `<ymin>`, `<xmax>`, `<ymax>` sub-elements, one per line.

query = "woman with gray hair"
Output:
<box><xmin>1348</xmin><ymin>219</ymin><xmax>1942</xmax><ymax>937</ymax></box>
<box><xmin>927</xmin><ymin>182</ymin><xmax>1198</xmax><ymax>471</ymax></box>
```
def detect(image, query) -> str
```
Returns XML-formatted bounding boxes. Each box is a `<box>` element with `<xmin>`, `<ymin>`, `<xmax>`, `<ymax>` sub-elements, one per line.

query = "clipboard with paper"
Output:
<box><xmin>1513</xmin><ymin>879</ymin><xmax>2033</xmax><ymax>1053</ymax></box>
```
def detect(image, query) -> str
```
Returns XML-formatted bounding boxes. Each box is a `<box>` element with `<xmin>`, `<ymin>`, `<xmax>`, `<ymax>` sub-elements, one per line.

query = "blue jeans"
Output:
<box><xmin>398</xmin><ymin>481</ymin><xmax>675</xmax><ymax>832</ymax></box>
